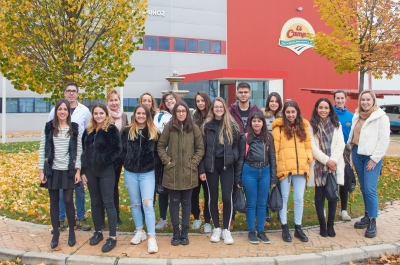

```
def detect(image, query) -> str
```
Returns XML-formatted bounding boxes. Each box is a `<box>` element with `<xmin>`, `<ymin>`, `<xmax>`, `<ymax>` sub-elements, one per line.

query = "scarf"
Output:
<box><xmin>108</xmin><ymin>107</ymin><xmax>123</xmax><ymax>131</ymax></box>
<box><xmin>351</xmin><ymin>107</ymin><xmax>374</xmax><ymax>145</ymax></box>
<box><xmin>314</xmin><ymin>117</ymin><xmax>335</xmax><ymax>186</ymax></box>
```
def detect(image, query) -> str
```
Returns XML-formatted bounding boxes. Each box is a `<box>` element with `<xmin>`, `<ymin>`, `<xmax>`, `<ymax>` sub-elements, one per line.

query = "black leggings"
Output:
<box><xmin>315</xmin><ymin>185</ymin><xmax>337</xmax><ymax>223</ymax></box>
<box><xmin>206</xmin><ymin>157</ymin><xmax>234</xmax><ymax>230</ymax></box>
<box><xmin>49</xmin><ymin>188</ymin><xmax>75</xmax><ymax>237</ymax></box>
<box><xmin>169</xmin><ymin>189</ymin><xmax>193</xmax><ymax>226</ymax></box>
<box><xmin>101</xmin><ymin>164</ymin><xmax>122</xmax><ymax>221</ymax></box>
<box><xmin>158</xmin><ymin>193</ymin><xmax>169</xmax><ymax>220</ymax></box>
<box><xmin>191</xmin><ymin>177</ymin><xmax>211</xmax><ymax>222</ymax></box>
<box><xmin>339</xmin><ymin>184</ymin><xmax>348</xmax><ymax>211</ymax></box>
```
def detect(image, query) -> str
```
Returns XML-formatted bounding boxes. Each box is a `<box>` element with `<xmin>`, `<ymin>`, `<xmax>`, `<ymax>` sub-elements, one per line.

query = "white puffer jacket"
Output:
<box><xmin>347</xmin><ymin>108</ymin><xmax>390</xmax><ymax>163</ymax></box>
<box><xmin>308</xmin><ymin>124</ymin><xmax>345</xmax><ymax>186</ymax></box>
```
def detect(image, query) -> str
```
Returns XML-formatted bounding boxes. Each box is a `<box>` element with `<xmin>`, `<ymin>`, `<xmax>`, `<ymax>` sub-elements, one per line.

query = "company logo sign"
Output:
<box><xmin>278</xmin><ymin>18</ymin><xmax>315</xmax><ymax>55</ymax></box>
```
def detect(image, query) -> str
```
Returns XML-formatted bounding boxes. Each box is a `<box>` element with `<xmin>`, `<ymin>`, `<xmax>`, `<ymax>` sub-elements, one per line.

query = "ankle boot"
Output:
<box><xmin>354</xmin><ymin>211</ymin><xmax>369</xmax><ymax>229</ymax></box>
<box><xmin>180</xmin><ymin>225</ymin><xmax>189</xmax><ymax>245</ymax></box>
<box><xmin>327</xmin><ymin>222</ymin><xmax>336</xmax><ymax>237</ymax></box>
<box><xmin>365</xmin><ymin>218</ymin><xmax>377</xmax><ymax>238</ymax></box>
<box><xmin>294</xmin><ymin>225</ymin><xmax>309</xmax><ymax>242</ymax></box>
<box><xmin>281</xmin><ymin>224</ymin><xmax>292</xmax><ymax>242</ymax></box>
<box><xmin>171</xmin><ymin>225</ymin><xmax>180</xmax><ymax>246</ymax></box>
<box><xmin>50</xmin><ymin>231</ymin><xmax>60</xmax><ymax>249</ymax></box>
<box><xmin>319</xmin><ymin>219</ymin><xmax>328</xmax><ymax>237</ymax></box>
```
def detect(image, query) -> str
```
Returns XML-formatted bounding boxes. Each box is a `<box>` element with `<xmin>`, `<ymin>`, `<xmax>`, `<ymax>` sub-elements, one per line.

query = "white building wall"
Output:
<box><xmin>371</xmin><ymin>75</ymin><xmax>400</xmax><ymax>105</ymax></box>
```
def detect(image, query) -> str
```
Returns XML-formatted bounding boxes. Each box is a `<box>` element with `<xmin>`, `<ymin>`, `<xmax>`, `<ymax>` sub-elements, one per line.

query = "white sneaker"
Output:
<box><xmin>203</xmin><ymin>223</ymin><xmax>212</xmax><ymax>233</ymax></box>
<box><xmin>341</xmin><ymin>210</ymin><xmax>351</xmax><ymax>221</ymax></box>
<box><xmin>210</xmin><ymin>227</ymin><xmax>221</xmax><ymax>242</ymax></box>
<box><xmin>147</xmin><ymin>237</ymin><xmax>158</xmax><ymax>254</ymax></box>
<box><xmin>155</xmin><ymin>219</ymin><xmax>168</xmax><ymax>230</ymax></box>
<box><xmin>130</xmin><ymin>230</ymin><xmax>147</xmax><ymax>245</ymax></box>
<box><xmin>191</xmin><ymin>219</ymin><xmax>202</xmax><ymax>229</ymax></box>
<box><xmin>221</xmin><ymin>229</ymin><xmax>234</xmax><ymax>245</ymax></box>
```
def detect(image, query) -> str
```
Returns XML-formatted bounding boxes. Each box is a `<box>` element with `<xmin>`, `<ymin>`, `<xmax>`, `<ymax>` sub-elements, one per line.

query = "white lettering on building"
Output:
<box><xmin>147</xmin><ymin>10</ymin><xmax>166</xmax><ymax>17</ymax></box>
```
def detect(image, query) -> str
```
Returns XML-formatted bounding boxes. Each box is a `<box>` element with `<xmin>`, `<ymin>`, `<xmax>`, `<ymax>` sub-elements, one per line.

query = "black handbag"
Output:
<box><xmin>325</xmin><ymin>173</ymin><xmax>339</xmax><ymax>201</ymax></box>
<box><xmin>155</xmin><ymin>164</ymin><xmax>168</xmax><ymax>195</ymax></box>
<box><xmin>268</xmin><ymin>183</ymin><xmax>283</xmax><ymax>212</ymax></box>
<box><xmin>344</xmin><ymin>163</ymin><xmax>356</xmax><ymax>192</ymax></box>
<box><xmin>233</xmin><ymin>188</ymin><xmax>247</xmax><ymax>213</ymax></box>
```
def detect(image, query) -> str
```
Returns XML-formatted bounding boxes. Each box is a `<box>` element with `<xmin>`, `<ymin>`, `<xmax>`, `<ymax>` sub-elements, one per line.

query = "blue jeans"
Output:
<box><xmin>352</xmin><ymin>145</ymin><xmax>382</xmax><ymax>218</ymax></box>
<box><xmin>124</xmin><ymin>170</ymin><xmax>156</xmax><ymax>236</ymax></box>
<box><xmin>279</xmin><ymin>175</ymin><xmax>306</xmax><ymax>225</ymax></box>
<box><xmin>242</xmin><ymin>163</ymin><xmax>270</xmax><ymax>232</ymax></box>
<box><xmin>59</xmin><ymin>182</ymin><xmax>85</xmax><ymax>221</ymax></box>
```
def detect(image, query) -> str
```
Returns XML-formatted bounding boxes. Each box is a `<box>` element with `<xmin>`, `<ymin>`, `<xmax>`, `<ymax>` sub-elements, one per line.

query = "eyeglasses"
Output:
<box><xmin>214</xmin><ymin>106</ymin><xmax>224</xmax><ymax>109</ymax></box>
<box><xmin>65</xmin><ymin>90</ymin><xmax>77</xmax><ymax>94</ymax></box>
<box><xmin>176</xmin><ymin>110</ymin><xmax>187</xmax><ymax>114</ymax></box>
<box><xmin>164</xmin><ymin>97</ymin><xmax>175</xmax><ymax>103</ymax></box>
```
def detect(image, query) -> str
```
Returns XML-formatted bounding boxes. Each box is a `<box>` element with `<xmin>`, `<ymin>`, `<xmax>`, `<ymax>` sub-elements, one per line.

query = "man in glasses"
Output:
<box><xmin>48</xmin><ymin>82</ymin><xmax>92</xmax><ymax>233</ymax></box>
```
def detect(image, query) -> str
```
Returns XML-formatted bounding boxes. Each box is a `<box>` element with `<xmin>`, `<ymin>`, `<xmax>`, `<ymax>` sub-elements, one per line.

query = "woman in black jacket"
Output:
<box><xmin>199</xmin><ymin>97</ymin><xmax>240</xmax><ymax>245</ymax></box>
<box><xmin>81</xmin><ymin>103</ymin><xmax>122</xmax><ymax>253</ymax></box>
<box><xmin>236</xmin><ymin>112</ymin><xmax>277</xmax><ymax>245</ymax></box>
<box><xmin>121</xmin><ymin>104</ymin><xmax>160</xmax><ymax>254</ymax></box>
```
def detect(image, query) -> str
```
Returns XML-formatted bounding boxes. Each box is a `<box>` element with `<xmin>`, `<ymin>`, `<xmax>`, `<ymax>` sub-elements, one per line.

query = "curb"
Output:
<box><xmin>1</xmin><ymin>242</ymin><xmax>399</xmax><ymax>265</ymax></box>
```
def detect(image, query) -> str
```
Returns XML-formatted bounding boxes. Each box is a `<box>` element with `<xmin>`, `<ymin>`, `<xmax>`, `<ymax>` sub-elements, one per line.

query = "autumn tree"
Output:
<box><xmin>312</xmin><ymin>0</ymin><xmax>400</xmax><ymax>92</ymax></box>
<box><xmin>0</xmin><ymin>0</ymin><xmax>147</xmax><ymax>102</ymax></box>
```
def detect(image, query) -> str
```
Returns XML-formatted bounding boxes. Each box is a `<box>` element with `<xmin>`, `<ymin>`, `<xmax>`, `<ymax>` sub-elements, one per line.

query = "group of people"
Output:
<box><xmin>38</xmin><ymin>81</ymin><xmax>390</xmax><ymax>254</ymax></box>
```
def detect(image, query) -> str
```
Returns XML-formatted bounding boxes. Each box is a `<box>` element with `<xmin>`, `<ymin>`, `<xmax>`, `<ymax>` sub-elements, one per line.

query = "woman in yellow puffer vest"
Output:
<box><xmin>271</xmin><ymin>101</ymin><xmax>313</xmax><ymax>243</ymax></box>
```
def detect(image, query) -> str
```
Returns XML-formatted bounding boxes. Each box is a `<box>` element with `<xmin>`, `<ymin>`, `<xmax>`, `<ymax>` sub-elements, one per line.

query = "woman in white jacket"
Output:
<box><xmin>309</xmin><ymin>98</ymin><xmax>345</xmax><ymax>237</ymax></box>
<box><xmin>348</xmin><ymin>90</ymin><xmax>390</xmax><ymax>238</ymax></box>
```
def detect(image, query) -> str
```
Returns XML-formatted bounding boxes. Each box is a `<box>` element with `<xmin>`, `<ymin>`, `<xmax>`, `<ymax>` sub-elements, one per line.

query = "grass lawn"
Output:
<box><xmin>0</xmin><ymin>141</ymin><xmax>399</xmax><ymax>233</ymax></box>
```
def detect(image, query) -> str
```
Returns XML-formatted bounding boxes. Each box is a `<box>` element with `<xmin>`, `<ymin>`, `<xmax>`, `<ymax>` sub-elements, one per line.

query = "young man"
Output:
<box><xmin>229</xmin><ymin>82</ymin><xmax>262</xmax><ymax>229</ymax></box>
<box><xmin>333</xmin><ymin>90</ymin><xmax>354</xmax><ymax>221</ymax></box>
<box><xmin>48</xmin><ymin>82</ymin><xmax>92</xmax><ymax>232</ymax></box>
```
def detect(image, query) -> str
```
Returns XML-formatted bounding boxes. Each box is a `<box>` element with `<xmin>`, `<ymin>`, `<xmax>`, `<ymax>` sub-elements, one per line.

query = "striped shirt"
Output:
<box><xmin>38</xmin><ymin>127</ymin><xmax>82</xmax><ymax>170</ymax></box>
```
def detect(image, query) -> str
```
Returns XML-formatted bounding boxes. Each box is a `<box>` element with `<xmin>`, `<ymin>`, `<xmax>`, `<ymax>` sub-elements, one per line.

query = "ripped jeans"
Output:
<box><xmin>169</xmin><ymin>189</ymin><xmax>193</xmax><ymax>227</ymax></box>
<box><xmin>124</xmin><ymin>169</ymin><xmax>156</xmax><ymax>236</ymax></box>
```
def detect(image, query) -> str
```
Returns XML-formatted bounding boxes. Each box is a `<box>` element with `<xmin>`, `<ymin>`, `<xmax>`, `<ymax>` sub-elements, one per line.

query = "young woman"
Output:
<box><xmin>348</xmin><ymin>90</ymin><xmax>390</xmax><ymax>238</ymax></box>
<box><xmin>191</xmin><ymin>92</ymin><xmax>212</xmax><ymax>232</ymax></box>
<box><xmin>199</xmin><ymin>97</ymin><xmax>240</xmax><ymax>245</ymax></box>
<box><xmin>271</xmin><ymin>101</ymin><xmax>313</xmax><ymax>243</ymax></box>
<box><xmin>157</xmin><ymin>102</ymin><xmax>204</xmax><ymax>246</ymax></box>
<box><xmin>106</xmin><ymin>89</ymin><xmax>129</xmax><ymax>225</ymax></box>
<box><xmin>121</xmin><ymin>104</ymin><xmax>159</xmax><ymax>254</ymax></box>
<box><xmin>236</xmin><ymin>112</ymin><xmax>277</xmax><ymax>244</ymax></box>
<box><xmin>136</xmin><ymin>92</ymin><xmax>158</xmax><ymax>120</ymax></box>
<box><xmin>81</xmin><ymin>103</ymin><xmax>122</xmax><ymax>253</ymax></box>
<box><xmin>263</xmin><ymin>92</ymin><xmax>283</xmax><ymax>132</ymax></box>
<box><xmin>153</xmin><ymin>92</ymin><xmax>182</xmax><ymax>230</ymax></box>
<box><xmin>38</xmin><ymin>99</ymin><xmax>81</xmax><ymax>249</ymax></box>
<box><xmin>309</xmin><ymin>98</ymin><xmax>345</xmax><ymax>237</ymax></box>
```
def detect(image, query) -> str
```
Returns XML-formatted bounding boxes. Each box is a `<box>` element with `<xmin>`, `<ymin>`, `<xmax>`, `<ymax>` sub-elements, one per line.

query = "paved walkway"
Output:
<box><xmin>0</xmin><ymin>201</ymin><xmax>399</xmax><ymax>264</ymax></box>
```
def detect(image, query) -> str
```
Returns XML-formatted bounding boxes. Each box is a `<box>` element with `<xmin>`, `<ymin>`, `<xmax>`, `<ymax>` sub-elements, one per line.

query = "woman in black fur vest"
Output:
<box><xmin>38</xmin><ymin>99</ymin><xmax>82</xmax><ymax>249</ymax></box>
<box><xmin>81</xmin><ymin>103</ymin><xmax>122</xmax><ymax>253</ymax></box>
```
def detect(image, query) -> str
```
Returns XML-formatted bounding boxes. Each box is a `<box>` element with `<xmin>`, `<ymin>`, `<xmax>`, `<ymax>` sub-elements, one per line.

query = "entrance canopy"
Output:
<box><xmin>300</xmin><ymin>88</ymin><xmax>400</xmax><ymax>99</ymax></box>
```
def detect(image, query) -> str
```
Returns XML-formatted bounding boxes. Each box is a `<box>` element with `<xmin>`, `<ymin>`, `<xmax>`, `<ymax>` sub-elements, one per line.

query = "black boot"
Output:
<box><xmin>171</xmin><ymin>225</ymin><xmax>180</xmax><ymax>246</ymax></box>
<box><xmin>327</xmin><ymin>222</ymin><xmax>336</xmax><ymax>237</ymax></box>
<box><xmin>50</xmin><ymin>230</ymin><xmax>60</xmax><ymax>249</ymax></box>
<box><xmin>354</xmin><ymin>211</ymin><xmax>369</xmax><ymax>229</ymax></box>
<box><xmin>319</xmin><ymin>219</ymin><xmax>328</xmax><ymax>237</ymax></box>
<box><xmin>281</xmin><ymin>224</ymin><xmax>292</xmax><ymax>242</ymax></box>
<box><xmin>180</xmin><ymin>225</ymin><xmax>189</xmax><ymax>245</ymax></box>
<box><xmin>294</xmin><ymin>225</ymin><xmax>308</xmax><ymax>242</ymax></box>
<box><xmin>365</xmin><ymin>218</ymin><xmax>377</xmax><ymax>238</ymax></box>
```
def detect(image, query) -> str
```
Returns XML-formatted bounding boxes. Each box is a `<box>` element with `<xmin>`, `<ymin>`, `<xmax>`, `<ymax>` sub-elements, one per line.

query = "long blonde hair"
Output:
<box><xmin>203</xmin><ymin>97</ymin><xmax>238</xmax><ymax>145</ymax></box>
<box><xmin>129</xmin><ymin>104</ymin><xmax>159</xmax><ymax>140</ymax></box>
<box><xmin>86</xmin><ymin>103</ymin><xmax>113</xmax><ymax>133</ymax></box>
<box><xmin>357</xmin><ymin>90</ymin><xmax>378</xmax><ymax>113</ymax></box>
<box><xmin>138</xmin><ymin>92</ymin><xmax>158</xmax><ymax>115</ymax></box>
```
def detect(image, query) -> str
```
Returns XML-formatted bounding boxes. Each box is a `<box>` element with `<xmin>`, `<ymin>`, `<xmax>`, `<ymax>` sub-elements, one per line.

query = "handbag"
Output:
<box><xmin>325</xmin><ymin>173</ymin><xmax>338</xmax><ymax>201</ymax></box>
<box><xmin>155</xmin><ymin>164</ymin><xmax>168</xmax><ymax>195</ymax></box>
<box><xmin>268</xmin><ymin>183</ymin><xmax>283</xmax><ymax>212</ymax></box>
<box><xmin>233</xmin><ymin>188</ymin><xmax>247</xmax><ymax>213</ymax></box>
<box><xmin>344</xmin><ymin>153</ymin><xmax>356</xmax><ymax>193</ymax></box>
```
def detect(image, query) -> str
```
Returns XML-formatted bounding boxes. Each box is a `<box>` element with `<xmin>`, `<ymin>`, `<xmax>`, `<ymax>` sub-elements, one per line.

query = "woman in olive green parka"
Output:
<box><xmin>157</xmin><ymin>102</ymin><xmax>204</xmax><ymax>246</ymax></box>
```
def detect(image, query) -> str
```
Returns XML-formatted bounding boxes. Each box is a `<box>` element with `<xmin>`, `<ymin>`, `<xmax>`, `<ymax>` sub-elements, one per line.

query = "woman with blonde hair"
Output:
<box><xmin>81</xmin><ymin>103</ymin><xmax>122</xmax><ymax>252</ymax></box>
<box><xmin>138</xmin><ymin>92</ymin><xmax>158</xmax><ymax>119</ymax></box>
<box><xmin>121</xmin><ymin>104</ymin><xmax>160</xmax><ymax>253</ymax></box>
<box><xmin>348</xmin><ymin>90</ymin><xmax>390</xmax><ymax>238</ymax></box>
<box><xmin>199</xmin><ymin>97</ymin><xmax>240</xmax><ymax>245</ymax></box>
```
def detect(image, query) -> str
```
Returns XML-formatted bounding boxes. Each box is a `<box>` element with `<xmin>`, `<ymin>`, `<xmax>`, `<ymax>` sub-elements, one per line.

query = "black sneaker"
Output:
<box><xmin>257</xmin><ymin>231</ymin><xmax>271</xmax><ymax>244</ymax></box>
<box><xmin>89</xmin><ymin>231</ymin><xmax>104</xmax><ymax>245</ymax></box>
<box><xmin>102</xmin><ymin>238</ymin><xmax>117</xmax><ymax>253</ymax></box>
<box><xmin>248</xmin><ymin>231</ymin><xmax>259</xmax><ymax>244</ymax></box>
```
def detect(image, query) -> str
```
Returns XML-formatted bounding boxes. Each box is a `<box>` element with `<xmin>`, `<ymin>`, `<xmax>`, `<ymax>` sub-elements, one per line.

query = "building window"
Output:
<box><xmin>158</xmin><ymin>37</ymin><xmax>170</xmax><ymax>50</ymax></box>
<box><xmin>174</xmin><ymin>38</ymin><xmax>186</xmax><ymax>52</ymax></box>
<box><xmin>18</xmin><ymin>98</ymin><xmax>34</xmax><ymax>113</ymax></box>
<box><xmin>35</xmin><ymin>98</ymin><xmax>51</xmax><ymax>113</ymax></box>
<box><xmin>123</xmin><ymin>98</ymin><xmax>138</xmax><ymax>112</ymax></box>
<box><xmin>212</xmin><ymin>41</ymin><xmax>221</xmax><ymax>53</ymax></box>
<box><xmin>199</xmin><ymin>40</ymin><xmax>210</xmax><ymax>53</ymax></box>
<box><xmin>188</xmin><ymin>39</ymin><xmax>198</xmax><ymax>52</ymax></box>
<box><xmin>144</xmin><ymin>36</ymin><xmax>157</xmax><ymax>50</ymax></box>
<box><xmin>6</xmin><ymin>98</ymin><xmax>18</xmax><ymax>113</ymax></box>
